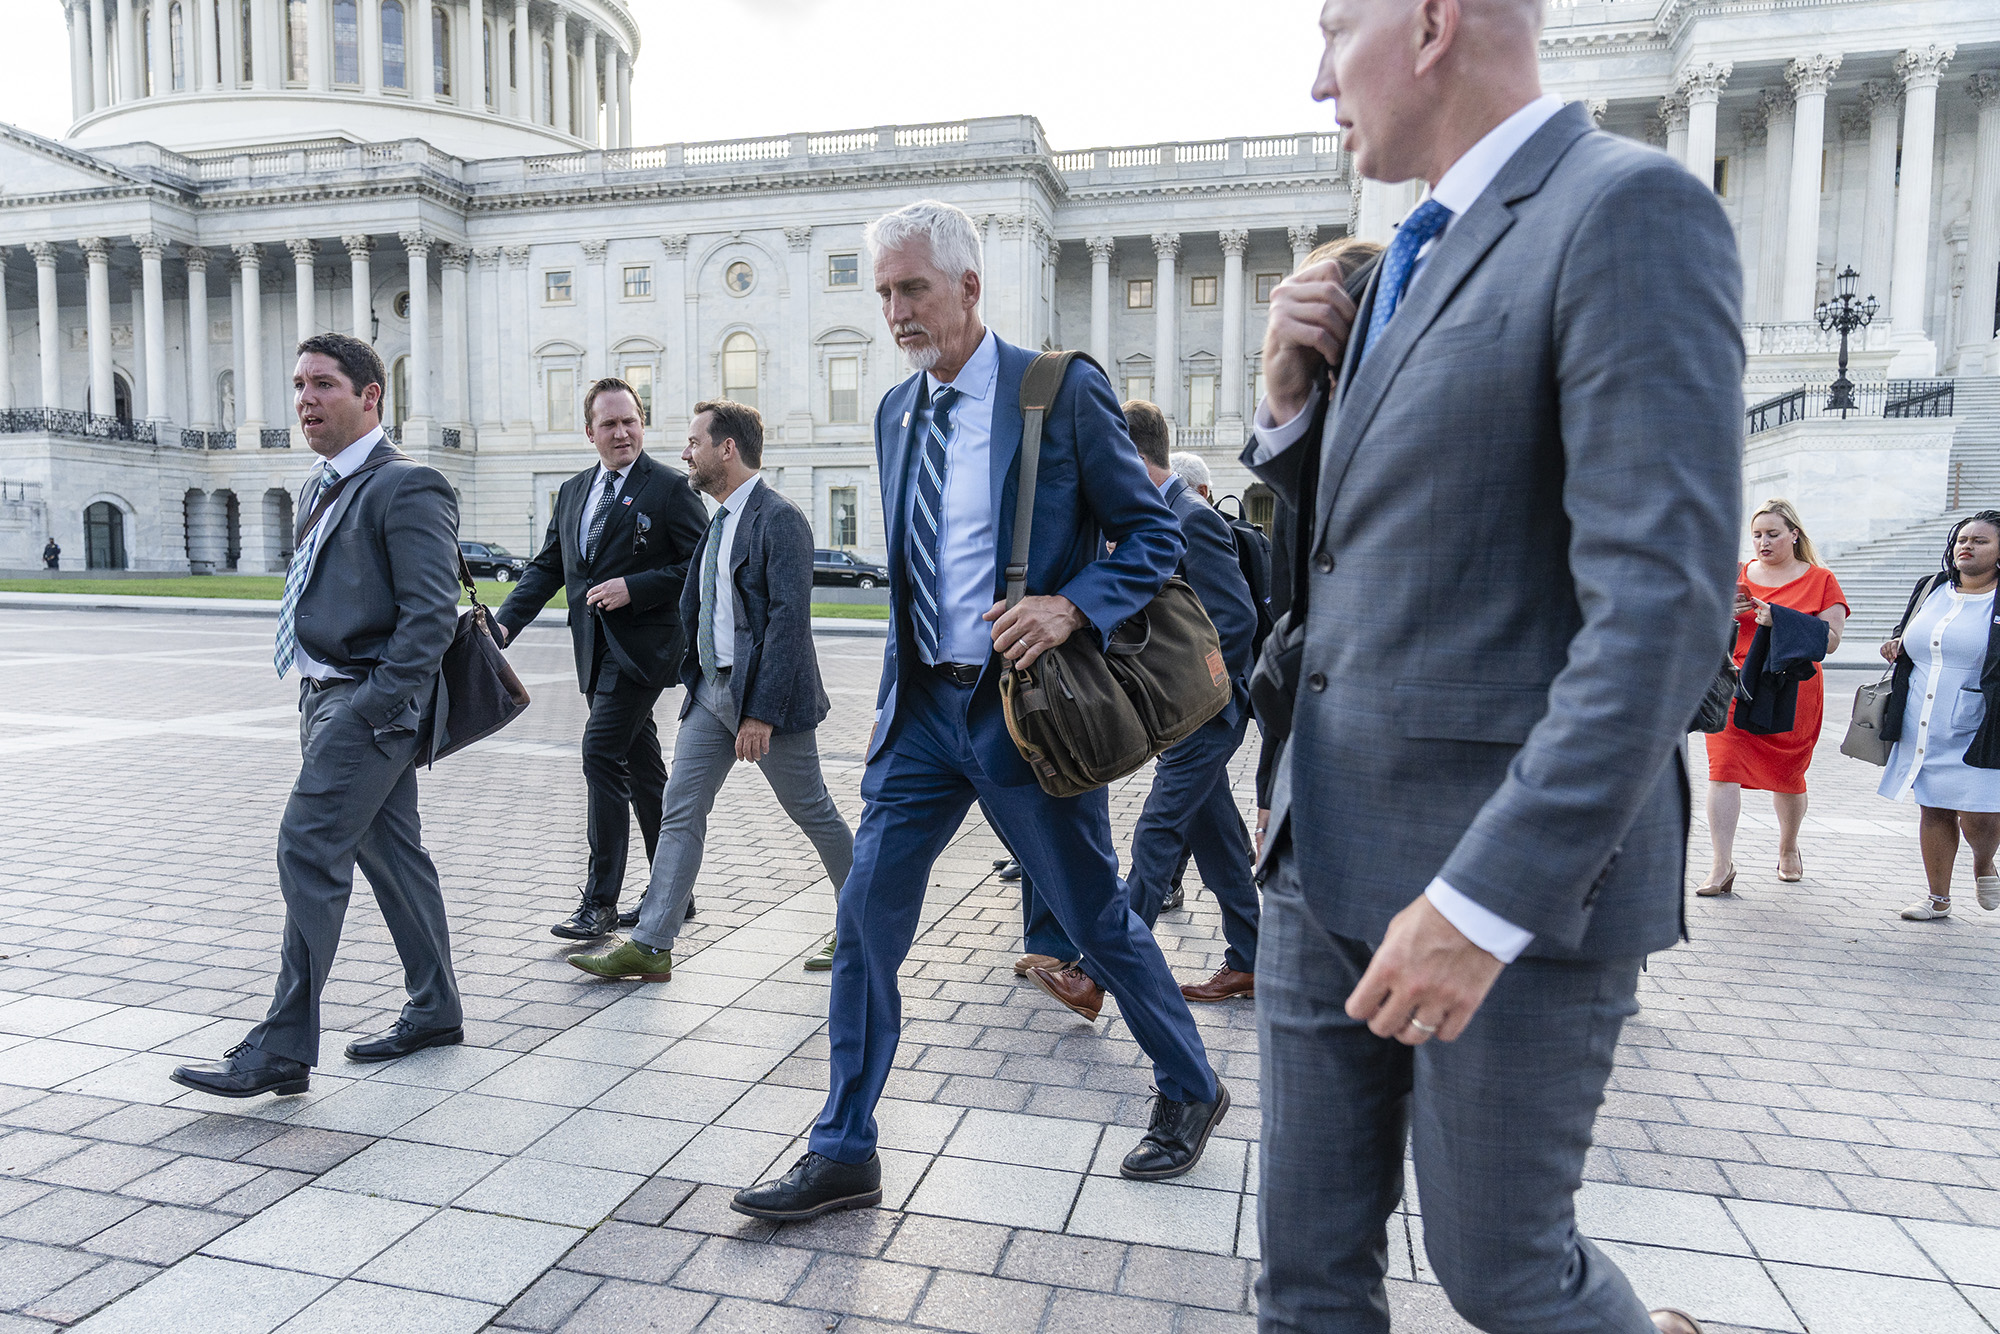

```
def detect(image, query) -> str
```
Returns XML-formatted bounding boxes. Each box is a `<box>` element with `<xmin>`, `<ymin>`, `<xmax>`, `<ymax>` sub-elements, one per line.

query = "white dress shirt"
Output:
<box><xmin>705</xmin><ymin>471</ymin><xmax>762</xmax><ymax>671</ymax></box>
<box><xmin>1247</xmin><ymin>97</ymin><xmax>1568</xmax><ymax>967</ymax></box>
<box><xmin>577</xmin><ymin>461</ymin><xmax>632</xmax><ymax>554</ymax></box>
<box><xmin>914</xmin><ymin>328</ymin><xmax>1000</xmax><ymax>666</ymax></box>
<box><xmin>295</xmin><ymin>425</ymin><xmax>387</xmax><ymax>682</ymax></box>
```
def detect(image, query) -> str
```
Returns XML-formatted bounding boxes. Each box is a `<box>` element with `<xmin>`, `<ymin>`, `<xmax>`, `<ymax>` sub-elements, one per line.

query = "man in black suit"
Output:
<box><xmin>569</xmin><ymin>399</ymin><xmax>853</xmax><ymax>980</ymax></box>
<box><xmin>171</xmin><ymin>333</ymin><xmax>464</xmax><ymax>1097</ymax></box>
<box><xmin>496</xmin><ymin>377</ymin><xmax>707</xmax><ymax>939</ymax></box>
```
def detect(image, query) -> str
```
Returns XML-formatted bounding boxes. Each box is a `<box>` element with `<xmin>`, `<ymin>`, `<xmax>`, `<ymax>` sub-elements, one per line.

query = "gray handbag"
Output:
<box><xmin>1840</xmin><ymin>673</ymin><xmax>1895</xmax><ymax>766</ymax></box>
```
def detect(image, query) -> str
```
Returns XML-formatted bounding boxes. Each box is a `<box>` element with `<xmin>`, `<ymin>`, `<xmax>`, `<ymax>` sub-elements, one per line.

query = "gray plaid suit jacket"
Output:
<box><xmin>1246</xmin><ymin>102</ymin><xmax>1743</xmax><ymax>961</ymax></box>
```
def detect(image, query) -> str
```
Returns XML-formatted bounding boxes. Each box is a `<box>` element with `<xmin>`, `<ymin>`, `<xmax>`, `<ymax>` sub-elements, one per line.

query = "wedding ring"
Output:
<box><xmin>1406</xmin><ymin>1017</ymin><xmax>1438</xmax><ymax>1036</ymax></box>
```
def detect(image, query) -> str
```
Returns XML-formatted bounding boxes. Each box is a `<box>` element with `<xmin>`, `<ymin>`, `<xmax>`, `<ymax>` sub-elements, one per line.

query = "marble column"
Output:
<box><xmin>1152</xmin><ymin>232</ymin><xmax>1179</xmax><ymax>421</ymax></box>
<box><xmin>185</xmin><ymin>247</ymin><xmax>212</xmax><ymax>427</ymax></box>
<box><xmin>401</xmin><ymin>231</ymin><xmax>432</xmax><ymax>437</ymax></box>
<box><xmin>458</xmin><ymin>0</ymin><xmax>478</xmax><ymax>108</ymax></box>
<box><xmin>287</xmin><ymin>238</ymin><xmax>316</xmax><ymax>345</ymax></box>
<box><xmin>0</xmin><ymin>249</ymin><xmax>11</xmax><ymax>412</ymax></box>
<box><xmin>475</xmin><ymin>247</ymin><xmax>501</xmax><ymax>426</ymax></box>
<box><xmin>116</xmin><ymin>0</ymin><xmax>138</xmax><ymax>100</ymax></box>
<box><xmin>1781</xmin><ymin>54</ymin><xmax>1840</xmax><ymax>322</ymax></box>
<box><xmin>579</xmin><ymin>23</ymin><xmax>597</xmax><ymax>144</ymax></box>
<box><xmin>1679</xmin><ymin>63</ymin><xmax>1731</xmax><ymax>184</ymax></box>
<box><xmin>1755</xmin><ymin>88</ymin><xmax>1794</xmax><ymax>322</ymax></box>
<box><xmin>441</xmin><ymin>246</ymin><xmax>468</xmax><ymax>426</ymax></box>
<box><xmin>81</xmin><ymin>236</ymin><xmax>113</xmax><ymax>418</ymax></box>
<box><xmin>550</xmin><ymin>4</ymin><xmax>569</xmax><ymax>136</ymax></box>
<box><xmin>1658</xmin><ymin>95</ymin><xmax>1688</xmax><ymax>165</ymax></box>
<box><xmin>1855</xmin><ymin>81</ymin><xmax>1901</xmax><ymax>310</ymax></box>
<box><xmin>130</xmin><ymin>274</ymin><xmax>148</xmax><ymax>417</ymax></box>
<box><xmin>29</xmin><ymin>243</ymin><xmax>61</xmax><ymax>408</ymax></box>
<box><xmin>1086</xmin><ymin>237</ymin><xmax>1113</xmax><ymax>370</ymax></box>
<box><xmin>248</xmin><ymin>0</ymin><xmax>271</xmax><ymax>88</ymax></box>
<box><xmin>511</xmin><ymin>0</ymin><xmax>528</xmax><ymax>119</ymax></box>
<box><xmin>659</xmin><ymin>234</ymin><xmax>688</xmax><ymax>431</ymax></box>
<box><xmin>411</xmin><ymin>0</ymin><xmax>433</xmax><ymax>103</ymax></box>
<box><xmin>1961</xmin><ymin>72</ymin><xmax>2000</xmax><ymax>375</ymax></box>
<box><xmin>503</xmin><ymin>244</ymin><xmax>529</xmax><ymax>426</ymax></box>
<box><xmin>306</xmin><ymin>0</ymin><xmax>329</xmax><ymax>88</ymax></box>
<box><xmin>1218</xmin><ymin>229</ymin><xmax>1248</xmax><ymax>431</ymax></box>
<box><xmin>1287</xmin><ymin>223</ymin><xmax>1316</xmax><ymax>273</ymax></box>
<box><xmin>344</xmin><ymin>235</ymin><xmax>372</xmax><ymax>342</ymax></box>
<box><xmin>604</xmin><ymin>41</ymin><xmax>620</xmax><ymax>146</ymax></box>
<box><xmin>135</xmin><ymin>234</ymin><xmax>169</xmax><ymax>424</ymax></box>
<box><xmin>69</xmin><ymin>2</ymin><xmax>93</xmax><ymax>118</ymax></box>
<box><xmin>146</xmin><ymin>0</ymin><xmax>169</xmax><ymax>94</ymax></box>
<box><xmin>89</xmin><ymin>0</ymin><xmax>109</xmax><ymax>108</ymax></box>
<box><xmin>1888</xmin><ymin>43</ymin><xmax>1954</xmax><ymax>371</ymax></box>
<box><xmin>360</xmin><ymin>0</ymin><xmax>380</xmax><ymax>96</ymax></box>
<box><xmin>234</xmin><ymin>243</ymin><xmax>265</xmax><ymax>431</ymax></box>
<box><xmin>615</xmin><ymin>51</ymin><xmax>630</xmax><ymax>147</ymax></box>
<box><xmin>784</xmin><ymin>225</ymin><xmax>813</xmax><ymax>440</ymax></box>
<box><xmin>581</xmin><ymin>237</ymin><xmax>607</xmax><ymax>379</ymax></box>
<box><xmin>190</xmin><ymin>0</ymin><xmax>212</xmax><ymax>90</ymax></box>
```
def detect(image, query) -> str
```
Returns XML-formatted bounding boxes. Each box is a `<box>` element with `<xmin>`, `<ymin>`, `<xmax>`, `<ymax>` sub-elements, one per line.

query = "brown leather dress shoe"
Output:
<box><xmin>1013</xmin><ymin>953</ymin><xmax>1063</xmax><ymax>977</ymax></box>
<box><xmin>1027</xmin><ymin>963</ymin><xmax>1104</xmax><ymax>1021</ymax></box>
<box><xmin>1181</xmin><ymin>967</ymin><xmax>1254</xmax><ymax>1002</ymax></box>
<box><xmin>1650</xmin><ymin>1309</ymin><xmax>1704</xmax><ymax>1334</ymax></box>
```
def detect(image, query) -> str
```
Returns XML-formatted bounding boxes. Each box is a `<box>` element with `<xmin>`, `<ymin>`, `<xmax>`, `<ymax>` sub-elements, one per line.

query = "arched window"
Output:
<box><xmin>332</xmin><ymin>0</ymin><xmax>358</xmax><ymax>85</ymax></box>
<box><xmin>482</xmin><ymin>22</ymin><xmax>492</xmax><ymax>106</ymax></box>
<box><xmin>285</xmin><ymin>0</ymin><xmax>307</xmax><ymax>83</ymax></box>
<box><xmin>85</xmin><ymin>503</ymin><xmax>127</xmax><ymax>570</ymax></box>
<box><xmin>214</xmin><ymin>0</ymin><xmax>228</xmax><ymax>88</ymax></box>
<box><xmin>169</xmin><ymin>2</ymin><xmax>186</xmax><ymax>90</ymax></box>
<box><xmin>381</xmin><ymin>0</ymin><xmax>406</xmax><ymax>90</ymax></box>
<box><xmin>507</xmin><ymin>26</ymin><xmax>516</xmax><ymax>92</ymax></box>
<box><xmin>540</xmin><ymin>42</ymin><xmax>553</xmax><ymax>125</ymax></box>
<box><xmin>391</xmin><ymin>356</ymin><xmax>409</xmax><ymax>432</ymax></box>
<box><xmin>431</xmin><ymin>4</ymin><xmax>449</xmax><ymax>95</ymax></box>
<box><xmin>239</xmin><ymin>0</ymin><xmax>252</xmax><ymax>82</ymax></box>
<box><xmin>141</xmin><ymin>4</ymin><xmax>153</xmax><ymax>95</ymax></box>
<box><xmin>722</xmin><ymin>332</ymin><xmax>758</xmax><ymax>411</ymax></box>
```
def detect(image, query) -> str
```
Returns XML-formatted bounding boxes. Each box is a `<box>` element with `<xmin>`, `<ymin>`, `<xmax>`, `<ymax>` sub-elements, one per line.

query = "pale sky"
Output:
<box><xmin>0</xmin><ymin>1</ymin><xmax>1333</xmax><ymax>150</ymax></box>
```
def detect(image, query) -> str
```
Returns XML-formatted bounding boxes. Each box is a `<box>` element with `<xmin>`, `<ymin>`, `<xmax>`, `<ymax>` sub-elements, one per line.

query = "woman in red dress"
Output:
<box><xmin>1699</xmin><ymin>500</ymin><xmax>1850</xmax><ymax>895</ymax></box>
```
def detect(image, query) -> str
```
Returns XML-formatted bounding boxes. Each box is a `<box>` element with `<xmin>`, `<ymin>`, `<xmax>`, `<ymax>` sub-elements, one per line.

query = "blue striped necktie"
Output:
<box><xmin>273</xmin><ymin>462</ymin><xmax>335</xmax><ymax>678</ymax></box>
<box><xmin>910</xmin><ymin>385</ymin><xmax>958</xmax><ymax>664</ymax></box>
<box><xmin>1361</xmin><ymin>198</ymin><xmax>1453</xmax><ymax>363</ymax></box>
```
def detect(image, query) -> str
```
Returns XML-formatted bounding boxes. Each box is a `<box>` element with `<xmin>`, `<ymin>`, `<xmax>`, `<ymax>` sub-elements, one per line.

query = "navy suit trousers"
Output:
<box><xmin>810</xmin><ymin>668</ymin><xmax>1216</xmax><ymax>1163</ymax></box>
<box><xmin>1127</xmin><ymin>712</ymin><xmax>1260</xmax><ymax>974</ymax></box>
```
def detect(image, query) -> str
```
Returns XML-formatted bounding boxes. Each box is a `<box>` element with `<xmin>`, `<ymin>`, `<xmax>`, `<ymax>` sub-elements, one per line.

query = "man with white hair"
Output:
<box><xmin>732</xmin><ymin>200</ymin><xmax>1226</xmax><ymax>1222</ymax></box>
<box><xmin>1169</xmin><ymin>450</ymin><xmax>1212</xmax><ymax>498</ymax></box>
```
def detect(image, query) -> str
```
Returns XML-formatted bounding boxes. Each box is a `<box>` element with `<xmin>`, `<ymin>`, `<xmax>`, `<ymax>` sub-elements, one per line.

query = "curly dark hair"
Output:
<box><xmin>1942</xmin><ymin>509</ymin><xmax>2000</xmax><ymax>586</ymax></box>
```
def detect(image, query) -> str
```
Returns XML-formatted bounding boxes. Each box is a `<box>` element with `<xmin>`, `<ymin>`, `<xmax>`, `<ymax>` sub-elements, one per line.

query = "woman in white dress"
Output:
<box><xmin>1878</xmin><ymin>512</ymin><xmax>2000</xmax><ymax>920</ymax></box>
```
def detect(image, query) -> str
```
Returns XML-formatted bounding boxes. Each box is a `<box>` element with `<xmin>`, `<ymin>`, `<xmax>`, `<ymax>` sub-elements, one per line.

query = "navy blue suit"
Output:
<box><xmin>810</xmin><ymin>335</ymin><xmax>1218</xmax><ymax>1164</ymax></box>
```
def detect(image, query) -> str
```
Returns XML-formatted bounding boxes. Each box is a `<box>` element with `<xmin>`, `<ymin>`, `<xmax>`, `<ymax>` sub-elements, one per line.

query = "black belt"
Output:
<box><xmin>302</xmin><ymin>675</ymin><xmax>353</xmax><ymax>693</ymax></box>
<box><xmin>930</xmin><ymin>661</ymin><xmax>982</xmax><ymax>687</ymax></box>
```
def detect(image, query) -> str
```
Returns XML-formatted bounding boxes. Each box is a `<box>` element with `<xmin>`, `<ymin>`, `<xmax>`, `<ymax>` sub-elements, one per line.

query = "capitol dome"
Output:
<box><xmin>56</xmin><ymin>0</ymin><xmax>638</xmax><ymax>159</ymax></box>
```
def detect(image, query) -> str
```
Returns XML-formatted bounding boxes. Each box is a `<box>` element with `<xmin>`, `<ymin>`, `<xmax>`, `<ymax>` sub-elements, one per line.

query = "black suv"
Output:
<box><xmin>460</xmin><ymin>541</ymin><xmax>528</xmax><ymax>582</ymax></box>
<box><xmin>812</xmin><ymin>549</ymin><xmax>889</xmax><ymax>588</ymax></box>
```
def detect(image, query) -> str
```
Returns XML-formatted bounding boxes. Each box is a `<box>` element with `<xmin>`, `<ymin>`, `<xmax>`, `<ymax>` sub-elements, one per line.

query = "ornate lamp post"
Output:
<box><xmin>1815</xmin><ymin>266</ymin><xmax>1878</xmax><ymax>417</ymax></box>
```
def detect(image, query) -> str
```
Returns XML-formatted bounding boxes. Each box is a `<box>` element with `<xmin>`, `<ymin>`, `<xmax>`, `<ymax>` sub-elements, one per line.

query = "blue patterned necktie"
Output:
<box><xmin>697</xmin><ymin>502</ymin><xmax>730</xmax><ymax>684</ymax></box>
<box><xmin>584</xmin><ymin>468</ymin><xmax>622</xmax><ymax>562</ymax></box>
<box><xmin>273</xmin><ymin>462</ymin><xmax>336</xmax><ymax>678</ymax></box>
<box><xmin>910</xmin><ymin>385</ymin><xmax>958</xmax><ymax>664</ymax></box>
<box><xmin>1361</xmin><ymin>198</ymin><xmax>1454</xmax><ymax>363</ymax></box>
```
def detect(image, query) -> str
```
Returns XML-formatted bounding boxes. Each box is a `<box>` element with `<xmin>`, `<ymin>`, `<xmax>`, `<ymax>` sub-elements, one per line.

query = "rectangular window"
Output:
<box><xmin>1123</xmin><ymin>375</ymin><xmax>1151</xmax><ymax>404</ymax></box>
<box><xmin>828</xmin><ymin>254</ymin><xmax>859</xmax><ymax>288</ymax></box>
<box><xmin>546</xmin><ymin>368</ymin><xmax>575</xmax><ymax>431</ymax></box>
<box><xmin>1127</xmin><ymin>279</ymin><xmax>1153</xmax><ymax>309</ymax></box>
<box><xmin>831</xmin><ymin>487</ymin><xmax>859</xmax><ymax>547</ymax></box>
<box><xmin>1188</xmin><ymin>374</ymin><xmax>1217</xmax><ymax>428</ymax></box>
<box><xmin>827</xmin><ymin>356</ymin><xmax>860</xmax><ymax>423</ymax></box>
<box><xmin>622</xmin><ymin>364</ymin><xmax>654</xmax><ymax>425</ymax></box>
<box><xmin>622</xmin><ymin>265</ymin><xmax>652</xmax><ymax>298</ymax></box>
<box><xmin>1712</xmin><ymin>157</ymin><xmax>1728</xmax><ymax>197</ymax></box>
<box><xmin>544</xmin><ymin>270</ymin><xmax>573</xmax><ymax>303</ymax></box>
<box><xmin>1255</xmin><ymin>273</ymin><xmax>1282</xmax><ymax>303</ymax></box>
<box><xmin>1190</xmin><ymin>276</ymin><xmax>1218</xmax><ymax>306</ymax></box>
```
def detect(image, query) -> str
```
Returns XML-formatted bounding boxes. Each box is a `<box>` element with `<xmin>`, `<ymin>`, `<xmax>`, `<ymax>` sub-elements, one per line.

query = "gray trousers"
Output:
<box><xmin>630</xmin><ymin>674</ymin><xmax>854</xmax><ymax>952</ymax></box>
<box><xmin>1256</xmin><ymin>855</ymin><xmax>1652</xmax><ymax>1334</ymax></box>
<box><xmin>245</xmin><ymin>679</ymin><xmax>462</xmax><ymax>1066</ymax></box>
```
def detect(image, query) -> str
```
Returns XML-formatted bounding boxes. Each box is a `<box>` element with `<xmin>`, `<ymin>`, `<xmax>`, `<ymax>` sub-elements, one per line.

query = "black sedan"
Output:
<box><xmin>460</xmin><ymin>541</ymin><xmax>528</xmax><ymax>582</ymax></box>
<box><xmin>813</xmin><ymin>549</ymin><xmax>889</xmax><ymax>588</ymax></box>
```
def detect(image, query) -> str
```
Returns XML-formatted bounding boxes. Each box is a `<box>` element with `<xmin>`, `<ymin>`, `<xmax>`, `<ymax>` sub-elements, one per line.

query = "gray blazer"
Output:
<box><xmin>676</xmin><ymin>478</ymin><xmax>830</xmax><ymax>734</ymax></box>
<box><xmin>1246</xmin><ymin>103</ymin><xmax>1742</xmax><ymax>960</ymax></box>
<box><xmin>293</xmin><ymin>437</ymin><xmax>462</xmax><ymax>734</ymax></box>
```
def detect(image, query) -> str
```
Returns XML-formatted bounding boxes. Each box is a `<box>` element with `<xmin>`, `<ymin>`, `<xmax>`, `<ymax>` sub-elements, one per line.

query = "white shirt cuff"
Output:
<box><xmin>1247</xmin><ymin>385</ymin><xmax>1325</xmax><ymax>464</ymax></box>
<box><xmin>1425</xmin><ymin>878</ymin><xmax>1533</xmax><ymax>964</ymax></box>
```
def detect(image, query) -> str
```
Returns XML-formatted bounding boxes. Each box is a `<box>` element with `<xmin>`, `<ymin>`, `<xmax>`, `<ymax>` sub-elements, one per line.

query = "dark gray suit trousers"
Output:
<box><xmin>1256</xmin><ymin>855</ymin><xmax>1652</xmax><ymax>1334</ymax></box>
<box><xmin>246</xmin><ymin>678</ymin><xmax>462</xmax><ymax>1066</ymax></box>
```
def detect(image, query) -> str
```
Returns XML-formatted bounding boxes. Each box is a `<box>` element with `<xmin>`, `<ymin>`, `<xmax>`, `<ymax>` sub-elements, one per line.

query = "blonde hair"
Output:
<box><xmin>1751</xmin><ymin>498</ymin><xmax>1821</xmax><ymax>567</ymax></box>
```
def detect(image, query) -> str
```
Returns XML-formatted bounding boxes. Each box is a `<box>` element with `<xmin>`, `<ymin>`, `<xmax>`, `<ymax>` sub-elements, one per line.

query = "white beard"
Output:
<box><xmin>901</xmin><ymin>341</ymin><xmax>941</xmax><ymax>372</ymax></box>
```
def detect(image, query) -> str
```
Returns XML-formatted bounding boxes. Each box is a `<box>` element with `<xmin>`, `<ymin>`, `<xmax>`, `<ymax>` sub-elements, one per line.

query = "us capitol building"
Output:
<box><xmin>0</xmin><ymin>0</ymin><xmax>1994</xmax><ymax>610</ymax></box>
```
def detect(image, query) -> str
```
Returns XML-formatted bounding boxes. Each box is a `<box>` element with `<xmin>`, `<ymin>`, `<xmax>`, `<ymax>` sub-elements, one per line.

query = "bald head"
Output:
<box><xmin>1313</xmin><ymin>0</ymin><xmax>1546</xmax><ymax>186</ymax></box>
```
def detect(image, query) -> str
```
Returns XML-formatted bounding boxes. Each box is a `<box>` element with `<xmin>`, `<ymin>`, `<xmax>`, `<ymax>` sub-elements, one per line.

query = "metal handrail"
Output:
<box><xmin>0</xmin><ymin>408</ymin><xmax>155</xmax><ymax>444</ymax></box>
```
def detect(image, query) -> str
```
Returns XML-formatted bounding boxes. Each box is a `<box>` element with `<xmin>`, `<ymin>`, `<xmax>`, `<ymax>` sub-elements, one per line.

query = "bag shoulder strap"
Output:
<box><xmin>1893</xmin><ymin>572</ymin><xmax>1949</xmax><ymax>639</ymax></box>
<box><xmin>1005</xmin><ymin>350</ymin><xmax>1104</xmax><ymax>608</ymax></box>
<box><xmin>295</xmin><ymin>450</ymin><xmax>404</xmax><ymax>547</ymax></box>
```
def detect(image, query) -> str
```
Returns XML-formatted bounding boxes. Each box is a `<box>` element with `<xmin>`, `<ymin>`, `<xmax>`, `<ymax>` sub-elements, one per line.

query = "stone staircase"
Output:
<box><xmin>1827</xmin><ymin>379</ymin><xmax>2000</xmax><ymax>643</ymax></box>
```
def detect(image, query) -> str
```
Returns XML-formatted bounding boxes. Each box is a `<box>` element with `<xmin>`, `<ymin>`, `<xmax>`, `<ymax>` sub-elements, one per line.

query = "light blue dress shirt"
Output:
<box><xmin>913</xmin><ymin>328</ymin><xmax>1000</xmax><ymax>666</ymax></box>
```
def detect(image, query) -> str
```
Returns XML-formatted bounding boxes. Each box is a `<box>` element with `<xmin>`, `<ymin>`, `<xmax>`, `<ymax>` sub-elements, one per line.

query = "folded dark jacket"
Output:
<box><xmin>1733</xmin><ymin>603</ymin><xmax>1829</xmax><ymax>735</ymax></box>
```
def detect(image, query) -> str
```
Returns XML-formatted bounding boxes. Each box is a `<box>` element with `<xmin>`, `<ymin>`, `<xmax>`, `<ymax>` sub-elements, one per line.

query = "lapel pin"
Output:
<box><xmin>902</xmin><ymin>411</ymin><xmax>911</xmax><ymax>429</ymax></box>
<box><xmin>621</xmin><ymin>496</ymin><xmax>633</xmax><ymax>506</ymax></box>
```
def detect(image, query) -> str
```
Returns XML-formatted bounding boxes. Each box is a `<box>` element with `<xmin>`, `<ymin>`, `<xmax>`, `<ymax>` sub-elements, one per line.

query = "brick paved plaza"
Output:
<box><xmin>1</xmin><ymin>603</ymin><xmax>1997</xmax><ymax>1333</ymax></box>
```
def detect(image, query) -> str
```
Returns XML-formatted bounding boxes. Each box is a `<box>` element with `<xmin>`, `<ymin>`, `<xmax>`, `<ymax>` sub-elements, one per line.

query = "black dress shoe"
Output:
<box><xmin>997</xmin><ymin>861</ymin><xmax>1022</xmax><ymax>882</ymax></box>
<box><xmin>1162</xmin><ymin>883</ymin><xmax>1186</xmax><ymax>912</ymax></box>
<box><xmin>169</xmin><ymin>1043</ymin><xmax>310</xmax><ymax>1098</ymax></box>
<box><xmin>553</xmin><ymin>900</ymin><xmax>618</xmax><ymax>940</ymax></box>
<box><xmin>344</xmin><ymin>1019</ymin><xmax>465</xmax><ymax>1063</ymax></box>
<box><xmin>731</xmin><ymin>1151</ymin><xmax>882</xmax><ymax>1220</ymax></box>
<box><xmin>618</xmin><ymin>896</ymin><xmax>696</xmax><ymax>930</ymax></box>
<box><xmin>1120</xmin><ymin>1076</ymin><xmax>1230</xmax><ymax>1181</ymax></box>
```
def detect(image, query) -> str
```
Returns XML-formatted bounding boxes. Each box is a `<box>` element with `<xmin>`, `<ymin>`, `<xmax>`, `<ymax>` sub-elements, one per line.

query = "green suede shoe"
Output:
<box><xmin>568</xmin><ymin>938</ymin><xmax>672</xmax><ymax>981</ymax></box>
<box><xmin>803</xmin><ymin>934</ymin><xmax>837</xmax><ymax>972</ymax></box>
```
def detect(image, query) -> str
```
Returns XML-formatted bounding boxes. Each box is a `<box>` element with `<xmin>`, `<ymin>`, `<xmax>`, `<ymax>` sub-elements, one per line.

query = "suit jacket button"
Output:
<box><xmin>1307</xmin><ymin>672</ymin><xmax>1326</xmax><ymax>692</ymax></box>
<box><xmin>1315</xmin><ymin>553</ymin><xmax>1334</xmax><ymax>574</ymax></box>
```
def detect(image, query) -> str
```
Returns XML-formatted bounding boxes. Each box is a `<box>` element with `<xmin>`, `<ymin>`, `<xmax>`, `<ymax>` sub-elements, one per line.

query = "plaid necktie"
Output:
<box><xmin>697</xmin><ymin>503</ymin><xmax>730</xmax><ymax>684</ymax></box>
<box><xmin>910</xmin><ymin>385</ymin><xmax>958</xmax><ymax>663</ymax></box>
<box><xmin>585</xmin><ymin>468</ymin><xmax>622</xmax><ymax>561</ymax></box>
<box><xmin>1361</xmin><ymin>198</ymin><xmax>1453</xmax><ymax>363</ymax></box>
<box><xmin>273</xmin><ymin>462</ymin><xmax>336</xmax><ymax>678</ymax></box>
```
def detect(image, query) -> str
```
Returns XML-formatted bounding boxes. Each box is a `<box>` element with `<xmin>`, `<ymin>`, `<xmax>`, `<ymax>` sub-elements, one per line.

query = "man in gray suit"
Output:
<box><xmin>569</xmin><ymin>399</ymin><xmax>854</xmax><ymax>981</ymax></box>
<box><xmin>173</xmin><ymin>333</ymin><xmax>465</xmax><ymax>1098</ymax></box>
<box><xmin>1246</xmin><ymin>3</ymin><xmax>1740</xmax><ymax>1332</ymax></box>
